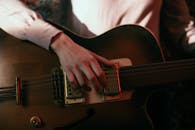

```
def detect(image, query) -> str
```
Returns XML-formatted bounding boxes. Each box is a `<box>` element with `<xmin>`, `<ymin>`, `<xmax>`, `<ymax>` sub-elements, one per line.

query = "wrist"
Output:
<box><xmin>49</xmin><ymin>32</ymin><xmax>64</xmax><ymax>52</ymax></box>
<box><xmin>50</xmin><ymin>32</ymin><xmax>73</xmax><ymax>53</ymax></box>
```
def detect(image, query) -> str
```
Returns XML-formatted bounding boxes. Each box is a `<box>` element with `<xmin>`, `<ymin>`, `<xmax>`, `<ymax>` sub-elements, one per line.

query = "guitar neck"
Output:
<box><xmin>120</xmin><ymin>58</ymin><xmax>195</xmax><ymax>88</ymax></box>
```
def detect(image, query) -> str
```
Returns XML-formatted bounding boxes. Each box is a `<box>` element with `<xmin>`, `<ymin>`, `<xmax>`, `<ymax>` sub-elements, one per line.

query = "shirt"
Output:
<box><xmin>0</xmin><ymin>0</ymin><xmax>194</xmax><ymax>51</ymax></box>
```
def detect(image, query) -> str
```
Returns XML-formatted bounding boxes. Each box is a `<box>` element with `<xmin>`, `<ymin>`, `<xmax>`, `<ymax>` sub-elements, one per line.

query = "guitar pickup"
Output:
<box><xmin>63</xmin><ymin>73</ymin><xmax>85</xmax><ymax>105</ymax></box>
<box><xmin>52</xmin><ymin>63</ymin><xmax>121</xmax><ymax>105</ymax></box>
<box><xmin>102</xmin><ymin>63</ymin><xmax>121</xmax><ymax>96</ymax></box>
<box><xmin>51</xmin><ymin>68</ymin><xmax>85</xmax><ymax>105</ymax></box>
<box><xmin>63</xmin><ymin>63</ymin><xmax>121</xmax><ymax>104</ymax></box>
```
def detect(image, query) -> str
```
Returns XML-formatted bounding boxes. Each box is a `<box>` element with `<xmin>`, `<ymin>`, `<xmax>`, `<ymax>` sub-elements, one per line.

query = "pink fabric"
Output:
<box><xmin>67</xmin><ymin>0</ymin><xmax>162</xmax><ymax>40</ymax></box>
<box><xmin>0</xmin><ymin>0</ymin><xmax>61</xmax><ymax>49</ymax></box>
<box><xmin>0</xmin><ymin>0</ymin><xmax>195</xmax><ymax>51</ymax></box>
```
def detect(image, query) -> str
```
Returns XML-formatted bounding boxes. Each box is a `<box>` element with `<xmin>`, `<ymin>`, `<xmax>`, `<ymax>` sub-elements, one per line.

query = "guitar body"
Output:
<box><xmin>0</xmin><ymin>25</ymin><xmax>163</xmax><ymax>130</ymax></box>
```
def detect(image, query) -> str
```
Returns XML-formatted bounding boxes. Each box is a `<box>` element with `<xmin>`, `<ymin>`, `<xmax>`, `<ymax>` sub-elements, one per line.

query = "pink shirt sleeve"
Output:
<box><xmin>0</xmin><ymin>0</ymin><xmax>62</xmax><ymax>50</ymax></box>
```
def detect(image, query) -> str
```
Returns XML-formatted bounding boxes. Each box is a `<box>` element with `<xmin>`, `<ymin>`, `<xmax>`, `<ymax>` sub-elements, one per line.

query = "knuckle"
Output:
<box><xmin>88</xmin><ymin>55</ymin><xmax>96</xmax><ymax>62</ymax></box>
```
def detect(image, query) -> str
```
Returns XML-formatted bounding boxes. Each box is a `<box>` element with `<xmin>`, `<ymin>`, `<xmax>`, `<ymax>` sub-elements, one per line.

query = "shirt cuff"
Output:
<box><xmin>25</xmin><ymin>18</ymin><xmax>62</xmax><ymax>50</ymax></box>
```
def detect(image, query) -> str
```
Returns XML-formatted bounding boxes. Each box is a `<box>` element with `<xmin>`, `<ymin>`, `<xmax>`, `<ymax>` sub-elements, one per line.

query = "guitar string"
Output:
<box><xmin>0</xmin><ymin>61</ymin><xmax>195</xmax><ymax>85</ymax></box>
<box><xmin>0</xmin><ymin>62</ymin><xmax>195</xmax><ymax>92</ymax></box>
<box><xmin>5</xmin><ymin>60</ymin><xmax>195</xmax><ymax>81</ymax></box>
<box><xmin>0</xmin><ymin>63</ymin><xmax>137</xmax><ymax>97</ymax></box>
<box><xmin>0</xmin><ymin>63</ymin><xmax>195</xmax><ymax>99</ymax></box>
<box><xmin>0</xmin><ymin>66</ymin><xmax>194</xmax><ymax>95</ymax></box>
<box><xmin>0</xmin><ymin>59</ymin><xmax>195</xmax><ymax>83</ymax></box>
<box><xmin>0</xmin><ymin>95</ymin><xmax>15</xmax><ymax>101</ymax></box>
<box><xmin>0</xmin><ymin>62</ymin><xmax>195</xmax><ymax>89</ymax></box>
<box><xmin>0</xmin><ymin>82</ymin><xmax>52</xmax><ymax>99</ymax></box>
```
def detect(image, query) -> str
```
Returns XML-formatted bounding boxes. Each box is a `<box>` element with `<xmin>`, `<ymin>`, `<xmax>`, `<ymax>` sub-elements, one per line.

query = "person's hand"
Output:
<box><xmin>51</xmin><ymin>33</ymin><xmax>113</xmax><ymax>92</ymax></box>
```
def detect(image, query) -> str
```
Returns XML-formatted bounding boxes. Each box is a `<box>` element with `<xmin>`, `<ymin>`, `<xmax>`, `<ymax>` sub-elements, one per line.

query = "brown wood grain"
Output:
<box><xmin>0</xmin><ymin>25</ymin><xmax>163</xmax><ymax>130</ymax></box>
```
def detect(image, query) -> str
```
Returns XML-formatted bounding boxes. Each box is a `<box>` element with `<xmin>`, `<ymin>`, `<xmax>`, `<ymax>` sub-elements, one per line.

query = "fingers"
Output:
<box><xmin>66</xmin><ymin>71</ymin><xmax>78</xmax><ymax>88</ymax></box>
<box><xmin>66</xmin><ymin>67</ymin><xmax>85</xmax><ymax>88</ymax></box>
<box><xmin>66</xmin><ymin>54</ymin><xmax>112</xmax><ymax>92</ymax></box>
<box><xmin>89</xmin><ymin>58</ymin><xmax>107</xmax><ymax>87</ymax></box>
<box><xmin>80</xmin><ymin>62</ymin><xmax>103</xmax><ymax>92</ymax></box>
<box><xmin>91</xmin><ymin>51</ymin><xmax>114</xmax><ymax>66</ymax></box>
<box><xmin>60</xmin><ymin>48</ymin><xmax>112</xmax><ymax>92</ymax></box>
<box><xmin>72</xmin><ymin>66</ymin><xmax>85</xmax><ymax>87</ymax></box>
<box><xmin>66</xmin><ymin>62</ymin><xmax>104</xmax><ymax>93</ymax></box>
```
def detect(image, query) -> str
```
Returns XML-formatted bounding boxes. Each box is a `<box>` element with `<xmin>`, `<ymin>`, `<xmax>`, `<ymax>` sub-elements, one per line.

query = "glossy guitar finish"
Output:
<box><xmin>0</xmin><ymin>25</ymin><xmax>163</xmax><ymax>130</ymax></box>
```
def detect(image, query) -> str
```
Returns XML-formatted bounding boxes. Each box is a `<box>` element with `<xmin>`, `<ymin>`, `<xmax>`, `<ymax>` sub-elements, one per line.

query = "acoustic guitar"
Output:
<box><xmin>0</xmin><ymin>23</ymin><xmax>194</xmax><ymax>130</ymax></box>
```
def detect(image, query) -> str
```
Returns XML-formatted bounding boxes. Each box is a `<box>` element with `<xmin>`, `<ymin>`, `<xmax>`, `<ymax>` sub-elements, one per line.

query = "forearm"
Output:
<box><xmin>0</xmin><ymin>0</ymin><xmax>61</xmax><ymax>50</ymax></box>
